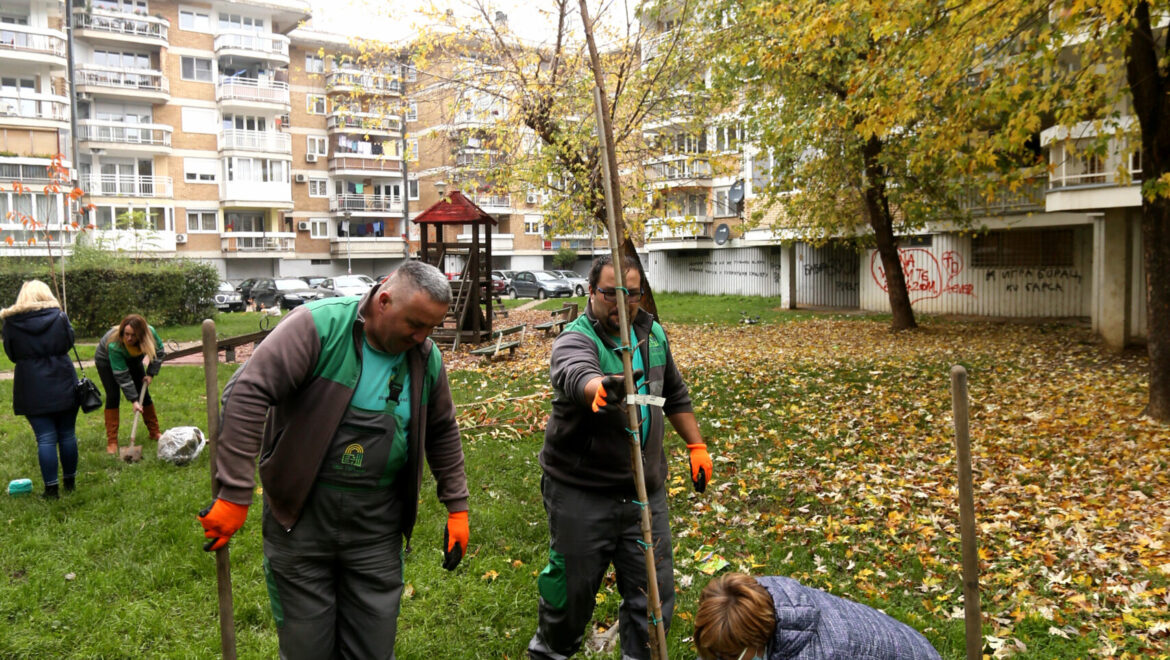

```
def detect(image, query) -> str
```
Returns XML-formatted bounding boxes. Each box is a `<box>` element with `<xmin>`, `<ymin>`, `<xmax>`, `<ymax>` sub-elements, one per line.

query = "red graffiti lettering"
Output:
<box><xmin>871</xmin><ymin>248</ymin><xmax>976</xmax><ymax>302</ymax></box>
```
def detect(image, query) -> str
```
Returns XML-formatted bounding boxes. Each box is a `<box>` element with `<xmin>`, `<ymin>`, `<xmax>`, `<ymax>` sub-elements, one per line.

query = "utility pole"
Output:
<box><xmin>344</xmin><ymin>210</ymin><xmax>352</xmax><ymax>274</ymax></box>
<box><xmin>63</xmin><ymin>0</ymin><xmax>84</xmax><ymax>311</ymax></box>
<box><xmin>400</xmin><ymin>63</ymin><xmax>410</xmax><ymax>249</ymax></box>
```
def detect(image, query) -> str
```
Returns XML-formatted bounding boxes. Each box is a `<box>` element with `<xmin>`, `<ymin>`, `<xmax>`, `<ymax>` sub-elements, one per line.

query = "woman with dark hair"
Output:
<box><xmin>95</xmin><ymin>313</ymin><xmax>166</xmax><ymax>454</ymax></box>
<box><xmin>1</xmin><ymin>280</ymin><xmax>80</xmax><ymax>498</ymax></box>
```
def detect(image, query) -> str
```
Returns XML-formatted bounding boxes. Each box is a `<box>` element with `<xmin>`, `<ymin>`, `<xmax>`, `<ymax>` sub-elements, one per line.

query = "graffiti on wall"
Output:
<box><xmin>983</xmin><ymin>267</ymin><xmax>1082</xmax><ymax>293</ymax></box>
<box><xmin>803</xmin><ymin>255</ymin><xmax>860</xmax><ymax>292</ymax></box>
<box><xmin>871</xmin><ymin>248</ymin><xmax>976</xmax><ymax>303</ymax></box>
<box><xmin>684</xmin><ymin>256</ymin><xmax>774</xmax><ymax>279</ymax></box>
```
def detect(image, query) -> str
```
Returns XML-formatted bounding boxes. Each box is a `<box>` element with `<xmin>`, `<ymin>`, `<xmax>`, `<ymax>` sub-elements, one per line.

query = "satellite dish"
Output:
<box><xmin>728</xmin><ymin>180</ymin><xmax>744</xmax><ymax>204</ymax></box>
<box><xmin>714</xmin><ymin>223</ymin><xmax>730</xmax><ymax>245</ymax></box>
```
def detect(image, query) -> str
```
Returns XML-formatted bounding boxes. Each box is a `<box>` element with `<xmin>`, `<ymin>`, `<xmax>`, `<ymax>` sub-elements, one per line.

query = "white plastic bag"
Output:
<box><xmin>157</xmin><ymin>426</ymin><xmax>207</xmax><ymax>466</ymax></box>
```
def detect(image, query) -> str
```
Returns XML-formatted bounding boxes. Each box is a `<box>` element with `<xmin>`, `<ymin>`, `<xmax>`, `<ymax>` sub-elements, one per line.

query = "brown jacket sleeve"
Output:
<box><xmin>215</xmin><ymin>307</ymin><xmax>321</xmax><ymax>506</ymax></box>
<box><xmin>423</xmin><ymin>360</ymin><xmax>469</xmax><ymax>513</ymax></box>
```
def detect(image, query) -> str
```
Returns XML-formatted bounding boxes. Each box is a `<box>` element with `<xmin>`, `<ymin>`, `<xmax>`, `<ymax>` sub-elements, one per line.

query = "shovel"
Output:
<box><xmin>120</xmin><ymin>382</ymin><xmax>148</xmax><ymax>463</ymax></box>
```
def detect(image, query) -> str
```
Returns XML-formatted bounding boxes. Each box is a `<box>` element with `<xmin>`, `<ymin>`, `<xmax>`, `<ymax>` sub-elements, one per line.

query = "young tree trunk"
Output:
<box><xmin>1125</xmin><ymin>0</ymin><xmax>1170</xmax><ymax>421</ymax></box>
<box><xmin>862</xmin><ymin>136</ymin><xmax>917</xmax><ymax>330</ymax></box>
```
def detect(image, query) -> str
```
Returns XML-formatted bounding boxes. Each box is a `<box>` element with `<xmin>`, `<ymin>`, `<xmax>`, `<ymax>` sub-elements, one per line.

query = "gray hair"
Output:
<box><xmin>383</xmin><ymin>260</ymin><xmax>451</xmax><ymax>305</ymax></box>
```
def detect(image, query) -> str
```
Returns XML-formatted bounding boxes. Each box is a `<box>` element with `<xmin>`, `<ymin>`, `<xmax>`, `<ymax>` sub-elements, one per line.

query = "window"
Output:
<box><xmin>178</xmin><ymin>8</ymin><xmax>211</xmax><ymax>32</ymax></box>
<box><xmin>227</xmin><ymin>157</ymin><xmax>289</xmax><ymax>183</ymax></box>
<box><xmin>713</xmin><ymin>125</ymin><xmax>741</xmax><ymax>152</ymax></box>
<box><xmin>524</xmin><ymin>214</ymin><xmax>542</xmax><ymax>235</ymax></box>
<box><xmin>406</xmin><ymin>138</ymin><xmax>418</xmax><ymax>161</ymax></box>
<box><xmin>181</xmin><ymin>57</ymin><xmax>213</xmax><ymax>83</ymax></box>
<box><xmin>305</xmin><ymin>54</ymin><xmax>324</xmax><ymax>74</ymax></box>
<box><xmin>183</xmin><ymin>158</ymin><xmax>218</xmax><ymax>183</ymax></box>
<box><xmin>218</xmin><ymin>13</ymin><xmax>264</xmax><ymax>32</ymax></box>
<box><xmin>186</xmin><ymin>210</ymin><xmax>217</xmax><ymax>233</ymax></box>
<box><xmin>307</xmin><ymin>95</ymin><xmax>326</xmax><ymax>115</ymax></box>
<box><xmin>408</xmin><ymin>179</ymin><xmax>419</xmax><ymax>200</ymax></box>
<box><xmin>308</xmin><ymin>178</ymin><xmax>328</xmax><ymax>197</ymax></box>
<box><xmin>310</xmin><ymin>217</ymin><xmax>329</xmax><ymax>238</ymax></box>
<box><xmin>181</xmin><ymin>107</ymin><xmax>218</xmax><ymax>134</ymax></box>
<box><xmin>405</xmin><ymin>101</ymin><xmax>417</xmax><ymax>122</ymax></box>
<box><xmin>306</xmin><ymin>135</ymin><xmax>327</xmax><ymax>156</ymax></box>
<box><xmin>713</xmin><ymin>188</ymin><xmax>734</xmax><ymax>217</ymax></box>
<box><xmin>971</xmin><ymin>229</ymin><xmax>1075</xmax><ymax>268</ymax></box>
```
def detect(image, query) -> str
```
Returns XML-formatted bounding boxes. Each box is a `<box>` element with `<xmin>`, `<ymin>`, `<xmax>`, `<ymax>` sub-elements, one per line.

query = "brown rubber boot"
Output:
<box><xmin>141</xmin><ymin>404</ymin><xmax>162</xmax><ymax>441</ymax></box>
<box><xmin>104</xmin><ymin>409</ymin><xmax>119</xmax><ymax>454</ymax></box>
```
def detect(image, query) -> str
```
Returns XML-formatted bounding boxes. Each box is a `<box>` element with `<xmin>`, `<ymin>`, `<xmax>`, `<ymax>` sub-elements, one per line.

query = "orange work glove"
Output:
<box><xmin>590</xmin><ymin>370</ymin><xmax>643</xmax><ymax>413</ymax></box>
<box><xmin>198</xmin><ymin>498</ymin><xmax>249</xmax><ymax>551</ymax></box>
<box><xmin>443</xmin><ymin>510</ymin><xmax>469</xmax><ymax>571</ymax></box>
<box><xmin>687</xmin><ymin>443</ymin><xmax>713</xmax><ymax>493</ymax></box>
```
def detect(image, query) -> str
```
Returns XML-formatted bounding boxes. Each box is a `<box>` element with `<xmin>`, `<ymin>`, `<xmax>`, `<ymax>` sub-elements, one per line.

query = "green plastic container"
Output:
<box><xmin>7</xmin><ymin>478</ymin><xmax>33</xmax><ymax>496</ymax></box>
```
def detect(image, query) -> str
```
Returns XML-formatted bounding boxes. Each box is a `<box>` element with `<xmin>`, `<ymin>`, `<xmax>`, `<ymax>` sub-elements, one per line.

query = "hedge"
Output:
<box><xmin>0</xmin><ymin>258</ymin><xmax>218</xmax><ymax>336</ymax></box>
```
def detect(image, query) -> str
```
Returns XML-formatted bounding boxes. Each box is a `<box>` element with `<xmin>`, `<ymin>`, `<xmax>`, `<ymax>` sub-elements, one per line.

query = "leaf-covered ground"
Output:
<box><xmin>446</xmin><ymin>313</ymin><xmax>1169</xmax><ymax>658</ymax></box>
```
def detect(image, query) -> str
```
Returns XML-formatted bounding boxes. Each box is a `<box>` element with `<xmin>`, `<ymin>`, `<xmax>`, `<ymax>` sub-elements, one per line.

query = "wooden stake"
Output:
<box><xmin>579</xmin><ymin>2</ymin><xmax>668</xmax><ymax>655</ymax></box>
<box><xmin>950</xmin><ymin>365</ymin><xmax>982</xmax><ymax>660</ymax></box>
<box><xmin>204</xmin><ymin>319</ymin><xmax>237</xmax><ymax>660</ymax></box>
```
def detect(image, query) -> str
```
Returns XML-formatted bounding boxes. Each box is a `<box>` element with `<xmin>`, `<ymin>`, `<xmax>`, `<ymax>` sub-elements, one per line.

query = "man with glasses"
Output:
<box><xmin>529</xmin><ymin>254</ymin><xmax>713</xmax><ymax>659</ymax></box>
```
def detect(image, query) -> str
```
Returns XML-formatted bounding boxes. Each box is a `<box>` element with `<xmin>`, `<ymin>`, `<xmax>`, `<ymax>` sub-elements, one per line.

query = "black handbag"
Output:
<box><xmin>72</xmin><ymin>345</ymin><xmax>103</xmax><ymax>414</ymax></box>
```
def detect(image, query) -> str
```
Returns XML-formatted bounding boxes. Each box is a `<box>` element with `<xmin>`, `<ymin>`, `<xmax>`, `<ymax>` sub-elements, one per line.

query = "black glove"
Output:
<box><xmin>591</xmin><ymin>370</ymin><xmax>643</xmax><ymax>413</ymax></box>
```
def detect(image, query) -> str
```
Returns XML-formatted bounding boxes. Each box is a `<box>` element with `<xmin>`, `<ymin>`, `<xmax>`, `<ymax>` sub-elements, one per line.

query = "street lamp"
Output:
<box><xmin>343</xmin><ymin>210</ymin><xmax>352</xmax><ymax>274</ymax></box>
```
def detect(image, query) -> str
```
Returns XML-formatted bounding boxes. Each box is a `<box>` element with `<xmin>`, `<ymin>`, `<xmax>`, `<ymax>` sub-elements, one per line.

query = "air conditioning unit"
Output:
<box><xmin>175</xmin><ymin>233</ymin><xmax>188</xmax><ymax>244</ymax></box>
<box><xmin>305</xmin><ymin>153</ymin><xmax>319</xmax><ymax>163</ymax></box>
<box><xmin>297</xmin><ymin>221</ymin><xmax>310</xmax><ymax>231</ymax></box>
<box><xmin>294</xmin><ymin>173</ymin><xmax>308</xmax><ymax>183</ymax></box>
<box><xmin>526</xmin><ymin>193</ymin><xmax>539</xmax><ymax>204</ymax></box>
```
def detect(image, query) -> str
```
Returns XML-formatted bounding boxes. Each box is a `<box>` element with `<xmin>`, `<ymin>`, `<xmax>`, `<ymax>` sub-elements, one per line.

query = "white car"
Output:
<box><xmin>317</xmin><ymin>274</ymin><xmax>376</xmax><ymax>297</ymax></box>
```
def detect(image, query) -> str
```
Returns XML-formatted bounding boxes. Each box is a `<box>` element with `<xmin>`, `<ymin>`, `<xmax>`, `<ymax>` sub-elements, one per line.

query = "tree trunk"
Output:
<box><xmin>1125</xmin><ymin>0</ymin><xmax>1170</xmax><ymax>421</ymax></box>
<box><xmin>861</xmin><ymin>136</ymin><xmax>917</xmax><ymax>330</ymax></box>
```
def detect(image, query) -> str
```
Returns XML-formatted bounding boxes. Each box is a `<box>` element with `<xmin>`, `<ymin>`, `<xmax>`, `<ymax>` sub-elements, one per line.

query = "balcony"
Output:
<box><xmin>86</xmin><ymin>229</ymin><xmax>177</xmax><ymax>252</ymax></box>
<box><xmin>646</xmin><ymin>155</ymin><xmax>712</xmax><ymax>187</ymax></box>
<box><xmin>330</xmin><ymin>194</ymin><xmax>402</xmax><ymax>214</ymax></box>
<box><xmin>469</xmin><ymin>193</ymin><xmax>511</xmax><ymax>212</ymax></box>
<box><xmin>328</xmin><ymin>155</ymin><xmax>401</xmax><ymax>174</ymax></box>
<box><xmin>646</xmin><ymin>216</ymin><xmax>713</xmax><ymax>241</ymax></box>
<box><xmin>957</xmin><ymin>177</ymin><xmax>1046</xmax><ymax>217</ymax></box>
<box><xmin>82</xmin><ymin>174</ymin><xmax>173</xmax><ymax>198</ymax></box>
<box><xmin>325</xmin><ymin>69</ymin><xmax>400</xmax><ymax>95</ymax></box>
<box><xmin>216</xmin><ymin>77</ymin><xmax>290</xmax><ymax>109</ymax></box>
<box><xmin>76</xmin><ymin>66</ymin><xmax>169</xmax><ymax>103</ymax></box>
<box><xmin>73</xmin><ymin>9</ymin><xmax>168</xmax><ymax>48</ymax></box>
<box><xmin>218</xmin><ymin>129</ymin><xmax>292</xmax><ymax>154</ymax></box>
<box><xmin>330</xmin><ymin>236</ymin><xmax>408</xmax><ymax>258</ymax></box>
<box><xmin>0</xmin><ymin>93</ymin><xmax>69</xmax><ymax>125</ymax></box>
<box><xmin>1042</xmin><ymin>121</ymin><xmax>1143</xmax><ymax>212</ymax></box>
<box><xmin>214</xmin><ymin>30</ymin><xmax>290</xmax><ymax>64</ymax></box>
<box><xmin>222</xmin><ymin>180</ymin><xmax>293</xmax><ymax>207</ymax></box>
<box><xmin>220</xmin><ymin>231</ymin><xmax>295</xmax><ymax>253</ymax></box>
<box><xmin>78</xmin><ymin>120</ymin><xmax>172</xmax><ymax>153</ymax></box>
<box><xmin>326</xmin><ymin>111</ymin><xmax>401</xmax><ymax>134</ymax></box>
<box><xmin>456</xmin><ymin>232</ymin><xmax>514</xmax><ymax>253</ymax></box>
<box><xmin>0</xmin><ymin>24</ymin><xmax>67</xmax><ymax>67</ymax></box>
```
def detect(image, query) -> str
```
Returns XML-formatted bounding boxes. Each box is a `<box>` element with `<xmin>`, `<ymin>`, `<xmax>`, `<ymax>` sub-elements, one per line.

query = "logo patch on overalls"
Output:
<box><xmin>341</xmin><ymin>443</ymin><xmax>365</xmax><ymax>469</ymax></box>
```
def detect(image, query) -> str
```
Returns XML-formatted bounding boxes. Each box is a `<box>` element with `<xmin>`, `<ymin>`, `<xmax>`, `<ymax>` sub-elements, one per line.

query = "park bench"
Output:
<box><xmin>534</xmin><ymin>303</ymin><xmax>579</xmax><ymax>336</ymax></box>
<box><xmin>468</xmin><ymin>324</ymin><xmax>527</xmax><ymax>362</ymax></box>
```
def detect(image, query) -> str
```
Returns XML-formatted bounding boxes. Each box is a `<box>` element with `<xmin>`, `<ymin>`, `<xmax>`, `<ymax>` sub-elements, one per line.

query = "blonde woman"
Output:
<box><xmin>94</xmin><ymin>313</ymin><xmax>166</xmax><ymax>454</ymax></box>
<box><xmin>1</xmin><ymin>280</ymin><xmax>80</xmax><ymax>498</ymax></box>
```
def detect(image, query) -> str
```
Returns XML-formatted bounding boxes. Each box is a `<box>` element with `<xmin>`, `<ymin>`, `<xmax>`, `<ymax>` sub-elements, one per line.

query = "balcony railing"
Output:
<box><xmin>223</xmin><ymin>180</ymin><xmax>292</xmax><ymax>204</ymax></box>
<box><xmin>330</xmin><ymin>236</ymin><xmax>408</xmax><ymax>258</ymax></box>
<box><xmin>471</xmin><ymin>193</ymin><xmax>511</xmax><ymax>209</ymax></box>
<box><xmin>214</xmin><ymin>30</ymin><xmax>289</xmax><ymax>58</ymax></box>
<box><xmin>220</xmin><ymin>231</ymin><xmax>295</xmax><ymax>252</ymax></box>
<box><xmin>217</xmin><ymin>77</ymin><xmax>290</xmax><ymax>105</ymax></box>
<box><xmin>82</xmin><ymin>174</ymin><xmax>173</xmax><ymax>198</ymax></box>
<box><xmin>77</xmin><ymin>65</ymin><xmax>168</xmax><ymax>95</ymax></box>
<box><xmin>648</xmin><ymin>156</ymin><xmax>711</xmax><ymax>181</ymax></box>
<box><xmin>219</xmin><ymin>129</ymin><xmax>291</xmax><ymax>153</ymax></box>
<box><xmin>646</xmin><ymin>216</ymin><xmax>713</xmax><ymax>240</ymax></box>
<box><xmin>0</xmin><ymin>24</ymin><xmax>66</xmax><ymax>58</ymax></box>
<box><xmin>0</xmin><ymin>93</ymin><xmax>69</xmax><ymax>121</ymax></box>
<box><xmin>326</xmin><ymin>111</ymin><xmax>401</xmax><ymax>132</ymax></box>
<box><xmin>78</xmin><ymin>120</ymin><xmax>172</xmax><ymax>147</ymax></box>
<box><xmin>330</xmin><ymin>194</ymin><xmax>402</xmax><ymax>213</ymax></box>
<box><xmin>958</xmin><ymin>177</ymin><xmax>1046</xmax><ymax>215</ymax></box>
<box><xmin>328</xmin><ymin>156</ymin><xmax>401</xmax><ymax>173</ymax></box>
<box><xmin>73</xmin><ymin>9</ymin><xmax>169</xmax><ymax>41</ymax></box>
<box><xmin>325</xmin><ymin>69</ymin><xmax>400</xmax><ymax>94</ymax></box>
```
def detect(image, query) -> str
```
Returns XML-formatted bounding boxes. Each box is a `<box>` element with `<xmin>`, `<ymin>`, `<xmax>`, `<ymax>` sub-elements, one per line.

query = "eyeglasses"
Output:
<box><xmin>595</xmin><ymin>287</ymin><xmax>643</xmax><ymax>303</ymax></box>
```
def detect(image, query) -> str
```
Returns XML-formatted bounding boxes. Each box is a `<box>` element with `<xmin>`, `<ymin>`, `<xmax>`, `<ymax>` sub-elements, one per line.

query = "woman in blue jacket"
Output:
<box><xmin>1</xmin><ymin>280</ymin><xmax>80</xmax><ymax>499</ymax></box>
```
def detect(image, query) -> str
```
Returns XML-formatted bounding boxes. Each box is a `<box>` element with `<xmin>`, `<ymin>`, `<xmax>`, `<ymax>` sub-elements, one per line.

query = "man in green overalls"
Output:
<box><xmin>529</xmin><ymin>254</ymin><xmax>713</xmax><ymax>659</ymax></box>
<box><xmin>198</xmin><ymin>261</ymin><xmax>470</xmax><ymax>659</ymax></box>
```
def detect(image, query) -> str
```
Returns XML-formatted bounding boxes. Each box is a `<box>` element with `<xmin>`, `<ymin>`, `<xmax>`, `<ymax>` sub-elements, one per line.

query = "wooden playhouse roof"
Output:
<box><xmin>413</xmin><ymin>190</ymin><xmax>498</xmax><ymax>225</ymax></box>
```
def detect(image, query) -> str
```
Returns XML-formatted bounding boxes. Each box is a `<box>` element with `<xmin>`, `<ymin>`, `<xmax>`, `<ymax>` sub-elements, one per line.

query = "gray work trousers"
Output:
<box><xmin>528</xmin><ymin>475</ymin><xmax>675</xmax><ymax>660</ymax></box>
<box><xmin>262</xmin><ymin>486</ymin><xmax>404</xmax><ymax>660</ymax></box>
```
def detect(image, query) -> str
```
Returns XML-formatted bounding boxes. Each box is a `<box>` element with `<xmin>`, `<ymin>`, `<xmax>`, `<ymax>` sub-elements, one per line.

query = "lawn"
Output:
<box><xmin>0</xmin><ymin>298</ymin><xmax>1165</xmax><ymax>659</ymax></box>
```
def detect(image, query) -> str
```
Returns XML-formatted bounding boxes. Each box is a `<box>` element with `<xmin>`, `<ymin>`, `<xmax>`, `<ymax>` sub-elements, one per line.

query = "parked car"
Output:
<box><xmin>316</xmin><ymin>274</ymin><xmax>376</xmax><ymax>297</ymax></box>
<box><xmin>299</xmin><ymin>276</ymin><xmax>327</xmax><ymax>288</ymax></box>
<box><xmin>490</xmin><ymin>272</ymin><xmax>508</xmax><ymax>296</ymax></box>
<box><xmin>551</xmin><ymin>270</ymin><xmax>588</xmax><ymax>296</ymax></box>
<box><xmin>508</xmin><ymin>270</ymin><xmax>573</xmax><ymax>299</ymax></box>
<box><xmin>491</xmin><ymin>269</ymin><xmax>517</xmax><ymax>288</ymax></box>
<box><xmin>249</xmin><ymin>277</ymin><xmax>338</xmax><ymax>310</ymax></box>
<box><xmin>214</xmin><ymin>281</ymin><xmax>245</xmax><ymax>312</ymax></box>
<box><xmin>235</xmin><ymin>277</ymin><xmax>260</xmax><ymax>303</ymax></box>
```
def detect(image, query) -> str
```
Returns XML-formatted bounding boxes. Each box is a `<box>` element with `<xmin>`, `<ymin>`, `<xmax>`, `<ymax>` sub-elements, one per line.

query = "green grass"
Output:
<box><xmin>0</xmin><ymin>301</ymin><xmax>1160</xmax><ymax>658</ymax></box>
<box><xmin>534</xmin><ymin>293</ymin><xmax>884</xmax><ymax>325</ymax></box>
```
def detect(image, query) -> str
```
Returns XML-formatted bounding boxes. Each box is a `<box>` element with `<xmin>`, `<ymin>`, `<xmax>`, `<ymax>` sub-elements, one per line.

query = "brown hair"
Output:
<box><xmin>109</xmin><ymin>314</ymin><xmax>156</xmax><ymax>362</ymax></box>
<box><xmin>694</xmin><ymin>573</ymin><xmax>775</xmax><ymax>659</ymax></box>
